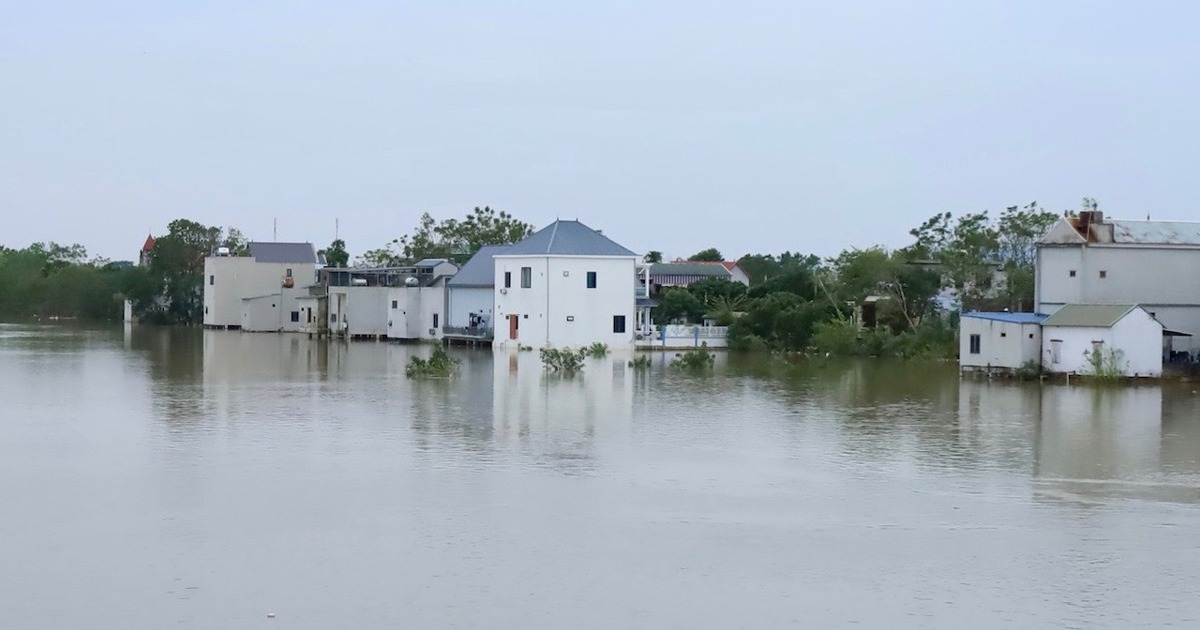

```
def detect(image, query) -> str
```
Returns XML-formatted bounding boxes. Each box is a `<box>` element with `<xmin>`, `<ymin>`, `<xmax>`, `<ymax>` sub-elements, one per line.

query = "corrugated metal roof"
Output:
<box><xmin>1110</xmin><ymin>220</ymin><xmax>1200</xmax><ymax>245</ymax></box>
<box><xmin>248</xmin><ymin>242</ymin><xmax>319</xmax><ymax>264</ymax></box>
<box><xmin>1042</xmin><ymin>304</ymin><xmax>1137</xmax><ymax>328</ymax></box>
<box><xmin>962</xmin><ymin>312</ymin><xmax>1047</xmax><ymax>325</ymax></box>
<box><xmin>501</xmin><ymin>220</ymin><xmax>637</xmax><ymax>257</ymax></box>
<box><xmin>447</xmin><ymin>245</ymin><xmax>510</xmax><ymax>287</ymax></box>
<box><xmin>413</xmin><ymin>258</ymin><xmax>451</xmax><ymax>267</ymax></box>
<box><xmin>648</xmin><ymin>263</ymin><xmax>732</xmax><ymax>278</ymax></box>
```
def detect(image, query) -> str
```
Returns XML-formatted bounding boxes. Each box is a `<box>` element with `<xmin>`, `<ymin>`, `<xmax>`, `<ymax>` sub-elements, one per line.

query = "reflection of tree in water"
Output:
<box><xmin>125</xmin><ymin>325</ymin><xmax>213</xmax><ymax>431</ymax></box>
<box><xmin>406</xmin><ymin>352</ymin><xmax>496</xmax><ymax>456</ymax></box>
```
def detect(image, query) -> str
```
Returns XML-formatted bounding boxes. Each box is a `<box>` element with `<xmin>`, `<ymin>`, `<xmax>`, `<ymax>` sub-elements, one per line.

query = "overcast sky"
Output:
<box><xmin>3</xmin><ymin>1</ymin><xmax>1199</xmax><ymax>263</ymax></box>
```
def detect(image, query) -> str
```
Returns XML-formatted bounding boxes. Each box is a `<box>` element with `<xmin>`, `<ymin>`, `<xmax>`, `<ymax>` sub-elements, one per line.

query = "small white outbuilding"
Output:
<box><xmin>959</xmin><ymin>312</ymin><xmax>1047</xmax><ymax>373</ymax></box>
<box><xmin>1041</xmin><ymin>304</ymin><xmax>1164</xmax><ymax>377</ymax></box>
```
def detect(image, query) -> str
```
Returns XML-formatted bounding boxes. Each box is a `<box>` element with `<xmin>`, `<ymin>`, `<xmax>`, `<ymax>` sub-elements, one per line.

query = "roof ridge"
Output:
<box><xmin>545</xmin><ymin>220</ymin><xmax>560</xmax><ymax>254</ymax></box>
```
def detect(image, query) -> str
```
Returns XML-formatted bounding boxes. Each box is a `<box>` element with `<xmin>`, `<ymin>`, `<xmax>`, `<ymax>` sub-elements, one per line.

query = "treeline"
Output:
<box><xmin>654</xmin><ymin>202</ymin><xmax>1060</xmax><ymax>358</ymax></box>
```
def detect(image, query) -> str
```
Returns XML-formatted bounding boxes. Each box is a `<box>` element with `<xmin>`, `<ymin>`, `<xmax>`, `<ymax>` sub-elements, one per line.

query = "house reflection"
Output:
<box><xmin>1034</xmin><ymin>385</ymin><xmax>1200</xmax><ymax>503</ymax></box>
<box><xmin>491</xmin><ymin>349</ymin><xmax>634</xmax><ymax>472</ymax></box>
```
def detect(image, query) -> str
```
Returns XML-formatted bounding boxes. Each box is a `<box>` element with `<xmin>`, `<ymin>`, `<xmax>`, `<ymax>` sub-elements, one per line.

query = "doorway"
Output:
<box><xmin>508</xmin><ymin>314</ymin><xmax>519</xmax><ymax>340</ymax></box>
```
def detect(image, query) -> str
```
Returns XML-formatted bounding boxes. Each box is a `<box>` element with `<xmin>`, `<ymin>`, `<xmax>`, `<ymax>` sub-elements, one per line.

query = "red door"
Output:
<box><xmin>508</xmin><ymin>314</ymin><xmax>519</xmax><ymax>340</ymax></box>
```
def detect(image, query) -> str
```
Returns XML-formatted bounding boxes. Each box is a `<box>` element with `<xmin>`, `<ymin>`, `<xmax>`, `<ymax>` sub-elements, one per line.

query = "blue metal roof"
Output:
<box><xmin>501</xmin><ymin>220</ymin><xmax>637</xmax><ymax>257</ymax></box>
<box><xmin>447</xmin><ymin>245</ymin><xmax>510</xmax><ymax>287</ymax></box>
<box><xmin>961</xmin><ymin>311</ymin><xmax>1047</xmax><ymax>324</ymax></box>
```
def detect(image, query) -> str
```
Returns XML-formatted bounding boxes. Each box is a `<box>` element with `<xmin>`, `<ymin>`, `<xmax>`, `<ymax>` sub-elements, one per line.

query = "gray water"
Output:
<box><xmin>2</xmin><ymin>324</ymin><xmax>1200</xmax><ymax>629</ymax></box>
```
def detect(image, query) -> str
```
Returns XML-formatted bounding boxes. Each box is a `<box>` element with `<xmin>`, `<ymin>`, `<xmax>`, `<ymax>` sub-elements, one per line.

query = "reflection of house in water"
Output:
<box><xmin>491</xmin><ymin>351</ymin><xmax>633</xmax><ymax>467</ymax></box>
<box><xmin>1032</xmin><ymin>386</ymin><xmax>1197</xmax><ymax>501</ymax></box>
<box><xmin>955</xmin><ymin>379</ymin><xmax>1041</xmax><ymax>469</ymax></box>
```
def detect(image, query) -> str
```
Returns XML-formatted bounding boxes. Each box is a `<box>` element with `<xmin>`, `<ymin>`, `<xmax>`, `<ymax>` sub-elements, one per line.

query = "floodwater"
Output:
<box><xmin>2</xmin><ymin>325</ymin><xmax>1200</xmax><ymax>629</ymax></box>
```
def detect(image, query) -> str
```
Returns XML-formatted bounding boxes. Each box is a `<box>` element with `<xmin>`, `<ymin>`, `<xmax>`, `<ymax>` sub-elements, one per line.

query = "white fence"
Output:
<box><xmin>637</xmin><ymin>325</ymin><xmax>728</xmax><ymax>349</ymax></box>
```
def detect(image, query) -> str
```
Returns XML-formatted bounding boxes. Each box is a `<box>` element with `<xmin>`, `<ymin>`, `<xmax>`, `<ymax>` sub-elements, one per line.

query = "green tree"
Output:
<box><xmin>688</xmin><ymin>247</ymin><xmax>723</xmax><ymax>262</ymax></box>
<box><xmin>321</xmin><ymin>239</ymin><xmax>350</xmax><ymax>268</ymax></box>
<box><xmin>132</xmin><ymin>219</ymin><xmax>243</xmax><ymax>324</ymax></box>
<box><xmin>377</xmin><ymin>207</ymin><xmax>534</xmax><ymax>265</ymax></box>
<box><xmin>644</xmin><ymin>250</ymin><xmax>663</xmax><ymax>264</ymax></box>
<box><xmin>655</xmin><ymin>287</ymin><xmax>705</xmax><ymax>324</ymax></box>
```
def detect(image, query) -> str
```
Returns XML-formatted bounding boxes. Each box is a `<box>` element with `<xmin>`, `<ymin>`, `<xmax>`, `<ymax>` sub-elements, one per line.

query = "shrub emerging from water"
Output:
<box><xmin>1084</xmin><ymin>347</ymin><xmax>1126</xmax><ymax>380</ymax></box>
<box><xmin>584</xmin><ymin>342</ymin><xmax>609</xmax><ymax>358</ymax></box>
<box><xmin>671</xmin><ymin>344</ymin><xmax>716</xmax><ymax>371</ymax></box>
<box><xmin>628</xmin><ymin>355</ymin><xmax>652</xmax><ymax>370</ymax></box>
<box><xmin>406</xmin><ymin>345</ymin><xmax>460</xmax><ymax>378</ymax></box>
<box><xmin>540</xmin><ymin>347</ymin><xmax>586</xmax><ymax>373</ymax></box>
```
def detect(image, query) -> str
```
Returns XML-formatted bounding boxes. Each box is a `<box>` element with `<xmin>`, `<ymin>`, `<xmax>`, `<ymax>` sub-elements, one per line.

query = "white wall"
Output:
<box><xmin>204</xmin><ymin>257</ymin><xmax>315</xmax><ymax>328</ymax></box>
<box><xmin>447</xmin><ymin>287</ymin><xmax>493</xmax><ymax>329</ymax></box>
<box><xmin>1037</xmin><ymin>244</ymin><xmax>1200</xmax><ymax>352</ymax></box>
<box><xmin>386</xmin><ymin>286</ymin><xmax>446</xmax><ymax>341</ymax></box>
<box><xmin>493</xmin><ymin>255</ymin><xmax>637</xmax><ymax>349</ymax></box>
<box><xmin>959</xmin><ymin>318</ymin><xmax>1042</xmax><ymax>370</ymax></box>
<box><xmin>326</xmin><ymin>286</ymin><xmax>390</xmax><ymax>337</ymax></box>
<box><xmin>241</xmin><ymin>295</ymin><xmax>282</xmax><ymax>331</ymax></box>
<box><xmin>1042</xmin><ymin>309</ymin><xmax>1162</xmax><ymax>377</ymax></box>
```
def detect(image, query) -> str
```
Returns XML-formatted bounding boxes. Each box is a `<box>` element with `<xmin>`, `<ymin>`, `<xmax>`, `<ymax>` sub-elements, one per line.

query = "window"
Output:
<box><xmin>209</xmin><ymin>275</ymin><xmax>215</xmax><ymax>285</ymax></box>
<box><xmin>1099</xmin><ymin>270</ymin><xmax>1107</xmax><ymax>278</ymax></box>
<box><xmin>613</xmin><ymin>315</ymin><xmax>627</xmax><ymax>334</ymax></box>
<box><xmin>391</xmin><ymin>300</ymin><xmax>398</xmax><ymax>309</ymax></box>
<box><xmin>330</xmin><ymin>313</ymin><xmax>336</xmax><ymax>322</ymax></box>
<box><xmin>969</xmin><ymin>334</ymin><xmax>981</xmax><ymax>354</ymax></box>
<box><xmin>1068</xmin><ymin>270</ymin><xmax>1076</xmax><ymax>277</ymax></box>
<box><xmin>1000</xmin><ymin>332</ymin><xmax>1007</xmax><ymax>338</ymax></box>
<box><xmin>520</xmin><ymin>267</ymin><xmax>532</xmax><ymax>288</ymax></box>
<box><xmin>586</xmin><ymin>271</ymin><xmax>597</xmax><ymax>289</ymax></box>
<box><xmin>290</xmin><ymin>311</ymin><xmax>299</xmax><ymax>322</ymax></box>
<box><xmin>1028</xmin><ymin>333</ymin><xmax>1034</xmax><ymax>339</ymax></box>
<box><xmin>504</xmin><ymin>271</ymin><xmax>512</xmax><ymax>289</ymax></box>
<box><xmin>432</xmin><ymin>313</ymin><xmax>439</xmax><ymax>329</ymax></box>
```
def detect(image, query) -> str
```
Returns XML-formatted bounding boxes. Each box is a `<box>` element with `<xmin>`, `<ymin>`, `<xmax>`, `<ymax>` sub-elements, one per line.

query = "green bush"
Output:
<box><xmin>671</xmin><ymin>344</ymin><xmax>716</xmax><ymax>371</ymax></box>
<box><xmin>628</xmin><ymin>355</ymin><xmax>653</xmax><ymax>370</ymax></box>
<box><xmin>584</xmin><ymin>342</ymin><xmax>609</xmax><ymax>358</ymax></box>
<box><xmin>406</xmin><ymin>345</ymin><xmax>460</xmax><ymax>378</ymax></box>
<box><xmin>540</xmin><ymin>347</ymin><xmax>586</xmax><ymax>373</ymax></box>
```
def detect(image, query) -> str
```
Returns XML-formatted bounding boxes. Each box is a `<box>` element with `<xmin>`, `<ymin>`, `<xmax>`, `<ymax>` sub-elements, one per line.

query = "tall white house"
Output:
<box><xmin>1036</xmin><ymin>211</ymin><xmax>1200</xmax><ymax>353</ymax></box>
<box><xmin>203</xmin><ymin>242</ymin><xmax>322</xmax><ymax>329</ymax></box>
<box><xmin>494</xmin><ymin>220</ymin><xmax>639</xmax><ymax>349</ymax></box>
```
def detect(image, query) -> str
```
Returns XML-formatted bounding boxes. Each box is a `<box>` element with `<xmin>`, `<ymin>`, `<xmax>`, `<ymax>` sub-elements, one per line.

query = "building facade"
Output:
<box><xmin>203</xmin><ymin>242</ymin><xmax>322</xmax><ymax>329</ymax></box>
<box><xmin>494</xmin><ymin>220</ymin><xmax>638</xmax><ymax>349</ymax></box>
<box><xmin>1036</xmin><ymin>211</ymin><xmax>1200</xmax><ymax>354</ymax></box>
<box><xmin>959</xmin><ymin>312</ymin><xmax>1046</xmax><ymax>373</ymax></box>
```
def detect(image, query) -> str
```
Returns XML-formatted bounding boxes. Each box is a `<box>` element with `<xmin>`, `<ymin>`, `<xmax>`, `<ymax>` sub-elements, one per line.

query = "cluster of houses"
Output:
<box><xmin>960</xmin><ymin>210</ymin><xmax>1200</xmax><ymax>378</ymax></box>
<box><xmin>192</xmin><ymin>219</ymin><xmax>745</xmax><ymax>350</ymax></box>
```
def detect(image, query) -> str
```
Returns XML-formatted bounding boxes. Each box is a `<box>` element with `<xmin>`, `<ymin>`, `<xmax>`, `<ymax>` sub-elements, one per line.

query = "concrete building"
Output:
<box><xmin>1036</xmin><ymin>211</ymin><xmax>1200</xmax><ymax>354</ymax></box>
<box><xmin>494</xmin><ymin>220</ymin><xmax>639</xmax><ymax>349</ymax></box>
<box><xmin>203</xmin><ymin>242</ymin><xmax>323</xmax><ymax>329</ymax></box>
<box><xmin>445</xmin><ymin>244</ymin><xmax>509</xmax><ymax>341</ymax></box>
<box><xmin>1041</xmin><ymin>304</ymin><xmax>1164</xmax><ymax>378</ymax></box>
<box><xmin>323</xmin><ymin>261</ymin><xmax>457</xmax><ymax>340</ymax></box>
<box><xmin>959</xmin><ymin>312</ymin><xmax>1047</xmax><ymax>373</ymax></box>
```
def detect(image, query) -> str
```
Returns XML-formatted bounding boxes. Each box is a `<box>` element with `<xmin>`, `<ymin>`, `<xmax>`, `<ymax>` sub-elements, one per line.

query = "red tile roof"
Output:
<box><xmin>142</xmin><ymin>234</ymin><xmax>156</xmax><ymax>251</ymax></box>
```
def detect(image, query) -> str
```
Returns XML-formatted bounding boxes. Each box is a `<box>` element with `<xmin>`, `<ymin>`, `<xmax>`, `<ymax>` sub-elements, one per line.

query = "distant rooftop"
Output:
<box><xmin>648</xmin><ymin>262</ymin><xmax>732</xmax><ymax>278</ymax></box>
<box><xmin>448</xmin><ymin>245</ymin><xmax>510</xmax><ymax>288</ymax></box>
<box><xmin>248</xmin><ymin>242</ymin><xmax>320</xmax><ymax>264</ymax></box>
<box><xmin>501</xmin><ymin>220</ymin><xmax>637</xmax><ymax>257</ymax></box>
<box><xmin>962</xmin><ymin>311</ymin><xmax>1047</xmax><ymax>325</ymax></box>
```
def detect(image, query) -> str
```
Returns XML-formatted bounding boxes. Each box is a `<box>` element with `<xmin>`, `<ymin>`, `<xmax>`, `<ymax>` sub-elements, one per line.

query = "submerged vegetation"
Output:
<box><xmin>405</xmin><ymin>345</ymin><xmax>460</xmax><ymax>378</ymax></box>
<box><xmin>671</xmin><ymin>345</ymin><xmax>716</xmax><ymax>371</ymax></box>
<box><xmin>628</xmin><ymin>355</ymin><xmax>653</xmax><ymax>370</ymax></box>
<box><xmin>1084</xmin><ymin>347</ymin><xmax>1127</xmax><ymax>380</ymax></box>
<box><xmin>584</xmin><ymin>342</ymin><xmax>609</xmax><ymax>358</ymax></box>
<box><xmin>540</xmin><ymin>347</ymin><xmax>587</xmax><ymax>373</ymax></box>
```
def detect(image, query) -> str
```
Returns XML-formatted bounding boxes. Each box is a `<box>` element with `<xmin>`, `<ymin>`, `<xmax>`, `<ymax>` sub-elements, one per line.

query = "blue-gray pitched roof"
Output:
<box><xmin>501</xmin><ymin>220</ymin><xmax>637</xmax><ymax>257</ymax></box>
<box><xmin>448</xmin><ymin>245</ymin><xmax>510</xmax><ymax>288</ymax></box>
<box><xmin>249</xmin><ymin>242</ymin><xmax>319</xmax><ymax>264</ymax></box>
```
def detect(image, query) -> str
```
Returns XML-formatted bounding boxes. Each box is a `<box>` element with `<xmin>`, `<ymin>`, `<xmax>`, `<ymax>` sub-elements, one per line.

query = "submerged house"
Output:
<box><xmin>323</xmin><ymin>260</ymin><xmax>457</xmax><ymax>340</ymax></box>
<box><xmin>1041</xmin><ymin>304</ymin><xmax>1165</xmax><ymax>378</ymax></box>
<box><xmin>204</xmin><ymin>242</ymin><xmax>323</xmax><ymax>330</ymax></box>
<box><xmin>494</xmin><ymin>220</ymin><xmax>639</xmax><ymax>349</ymax></box>
<box><xmin>445</xmin><ymin>244</ymin><xmax>509</xmax><ymax>341</ymax></box>
<box><xmin>959</xmin><ymin>312</ymin><xmax>1047</xmax><ymax>373</ymax></box>
<box><xmin>1037</xmin><ymin>211</ymin><xmax>1200</xmax><ymax>354</ymax></box>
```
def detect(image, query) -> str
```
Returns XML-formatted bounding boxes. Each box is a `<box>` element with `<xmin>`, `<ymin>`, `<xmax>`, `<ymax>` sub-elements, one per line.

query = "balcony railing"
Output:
<box><xmin>442</xmin><ymin>325</ymin><xmax>493</xmax><ymax>340</ymax></box>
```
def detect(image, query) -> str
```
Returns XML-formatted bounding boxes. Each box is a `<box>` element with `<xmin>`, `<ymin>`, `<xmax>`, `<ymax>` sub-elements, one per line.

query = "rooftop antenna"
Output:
<box><xmin>273</xmin><ymin>218</ymin><xmax>277</xmax><ymax>241</ymax></box>
<box><xmin>335</xmin><ymin>218</ymin><xmax>340</xmax><ymax>241</ymax></box>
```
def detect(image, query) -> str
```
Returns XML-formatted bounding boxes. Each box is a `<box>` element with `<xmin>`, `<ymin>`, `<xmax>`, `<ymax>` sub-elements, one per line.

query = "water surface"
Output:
<box><xmin>2</xmin><ymin>324</ymin><xmax>1199</xmax><ymax>628</ymax></box>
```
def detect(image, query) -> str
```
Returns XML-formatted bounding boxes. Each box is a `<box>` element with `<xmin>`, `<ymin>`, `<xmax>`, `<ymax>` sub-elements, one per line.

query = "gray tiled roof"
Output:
<box><xmin>447</xmin><ymin>245</ymin><xmax>510</xmax><ymax>287</ymax></box>
<box><xmin>1111</xmin><ymin>220</ymin><xmax>1200</xmax><ymax>245</ymax></box>
<box><xmin>648</xmin><ymin>262</ymin><xmax>731</xmax><ymax>278</ymax></box>
<box><xmin>502</xmin><ymin>220</ymin><xmax>637</xmax><ymax>257</ymax></box>
<box><xmin>249</xmin><ymin>242</ymin><xmax>320</xmax><ymax>264</ymax></box>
